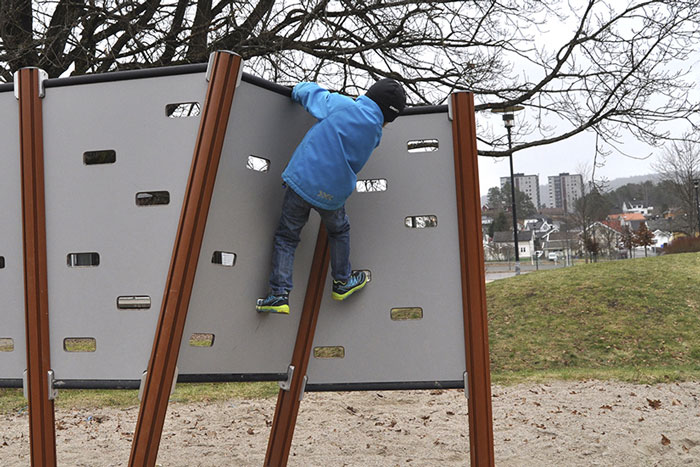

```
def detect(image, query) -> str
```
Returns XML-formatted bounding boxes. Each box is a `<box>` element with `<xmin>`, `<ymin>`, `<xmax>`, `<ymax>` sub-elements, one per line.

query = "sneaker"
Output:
<box><xmin>332</xmin><ymin>271</ymin><xmax>368</xmax><ymax>301</ymax></box>
<box><xmin>256</xmin><ymin>293</ymin><xmax>289</xmax><ymax>314</ymax></box>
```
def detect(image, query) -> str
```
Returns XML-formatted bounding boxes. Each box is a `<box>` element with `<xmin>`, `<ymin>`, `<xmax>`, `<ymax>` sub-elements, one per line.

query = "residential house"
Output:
<box><xmin>585</xmin><ymin>221</ymin><xmax>623</xmax><ymax>257</ymax></box>
<box><xmin>488</xmin><ymin>231</ymin><xmax>535</xmax><ymax>261</ymax></box>
<box><xmin>607</xmin><ymin>212</ymin><xmax>646</xmax><ymax>232</ymax></box>
<box><xmin>542</xmin><ymin>231</ymin><xmax>581</xmax><ymax>259</ymax></box>
<box><xmin>622</xmin><ymin>200</ymin><xmax>653</xmax><ymax>216</ymax></box>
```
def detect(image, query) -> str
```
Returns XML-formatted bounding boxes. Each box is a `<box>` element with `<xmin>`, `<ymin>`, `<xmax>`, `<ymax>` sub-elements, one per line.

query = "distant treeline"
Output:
<box><xmin>603</xmin><ymin>179</ymin><xmax>679</xmax><ymax>214</ymax></box>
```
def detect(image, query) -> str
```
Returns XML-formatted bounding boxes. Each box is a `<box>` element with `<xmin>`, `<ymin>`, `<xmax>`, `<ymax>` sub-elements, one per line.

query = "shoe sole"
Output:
<box><xmin>256</xmin><ymin>304</ymin><xmax>290</xmax><ymax>314</ymax></box>
<box><xmin>332</xmin><ymin>279</ymin><xmax>367</xmax><ymax>301</ymax></box>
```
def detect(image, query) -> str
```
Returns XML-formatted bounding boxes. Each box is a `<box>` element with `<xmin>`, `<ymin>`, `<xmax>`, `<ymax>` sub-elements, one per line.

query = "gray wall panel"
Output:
<box><xmin>0</xmin><ymin>72</ymin><xmax>471</xmax><ymax>389</ymax></box>
<box><xmin>180</xmin><ymin>82</ymin><xmax>318</xmax><ymax>375</ymax></box>
<box><xmin>41</xmin><ymin>73</ymin><xmax>206</xmax><ymax>380</ymax></box>
<box><xmin>0</xmin><ymin>92</ymin><xmax>26</xmax><ymax>380</ymax></box>
<box><xmin>308</xmin><ymin>112</ymin><xmax>467</xmax><ymax>385</ymax></box>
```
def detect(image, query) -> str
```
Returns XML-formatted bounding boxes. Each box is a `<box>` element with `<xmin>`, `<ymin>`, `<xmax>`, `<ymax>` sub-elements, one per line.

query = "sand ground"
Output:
<box><xmin>1</xmin><ymin>380</ymin><xmax>699</xmax><ymax>466</ymax></box>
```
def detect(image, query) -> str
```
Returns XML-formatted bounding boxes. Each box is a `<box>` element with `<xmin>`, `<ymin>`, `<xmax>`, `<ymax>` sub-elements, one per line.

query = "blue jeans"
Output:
<box><xmin>269</xmin><ymin>187</ymin><xmax>351</xmax><ymax>295</ymax></box>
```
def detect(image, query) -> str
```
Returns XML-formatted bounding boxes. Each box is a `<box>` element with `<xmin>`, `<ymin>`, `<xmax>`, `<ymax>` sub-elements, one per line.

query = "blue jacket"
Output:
<box><xmin>282</xmin><ymin>82</ymin><xmax>384</xmax><ymax>210</ymax></box>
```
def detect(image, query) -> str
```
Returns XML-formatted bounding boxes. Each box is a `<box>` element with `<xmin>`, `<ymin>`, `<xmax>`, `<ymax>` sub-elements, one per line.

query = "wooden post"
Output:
<box><xmin>17</xmin><ymin>67</ymin><xmax>58</xmax><ymax>467</ymax></box>
<box><xmin>129</xmin><ymin>51</ymin><xmax>242</xmax><ymax>467</ymax></box>
<box><xmin>450</xmin><ymin>92</ymin><xmax>495</xmax><ymax>467</ymax></box>
<box><xmin>264</xmin><ymin>226</ymin><xmax>329</xmax><ymax>467</ymax></box>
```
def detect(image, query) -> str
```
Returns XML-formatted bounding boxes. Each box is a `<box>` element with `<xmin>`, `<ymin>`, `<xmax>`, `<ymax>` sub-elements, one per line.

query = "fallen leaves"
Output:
<box><xmin>661</xmin><ymin>434</ymin><xmax>671</xmax><ymax>446</ymax></box>
<box><xmin>647</xmin><ymin>399</ymin><xmax>662</xmax><ymax>410</ymax></box>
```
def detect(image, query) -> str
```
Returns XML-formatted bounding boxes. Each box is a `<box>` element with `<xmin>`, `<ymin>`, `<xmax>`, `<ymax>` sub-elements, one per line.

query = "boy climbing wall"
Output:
<box><xmin>256</xmin><ymin>78</ymin><xmax>406</xmax><ymax>314</ymax></box>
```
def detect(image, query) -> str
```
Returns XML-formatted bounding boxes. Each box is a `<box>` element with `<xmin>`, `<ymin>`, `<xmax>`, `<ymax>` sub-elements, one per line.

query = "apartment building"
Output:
<box><xmin>547</xmin><ymin>172</ymin><xmax>583</xmax><ymax>212</ymax></box>
<box><xmin>500</xmin><ymin>173</ymin><xmax>541</xmax><ymax>208</ymax></box>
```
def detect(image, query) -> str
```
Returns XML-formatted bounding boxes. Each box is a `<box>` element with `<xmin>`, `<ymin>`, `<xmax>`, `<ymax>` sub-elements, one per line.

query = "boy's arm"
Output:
<box><xmin>292</xmin><ymin>82</ymin><xmax>345</xmax><ymax>120</ymax></box>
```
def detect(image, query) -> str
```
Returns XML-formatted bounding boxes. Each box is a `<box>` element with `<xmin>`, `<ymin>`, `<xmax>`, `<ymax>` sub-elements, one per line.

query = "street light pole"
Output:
<box><xmin>693</xmin><ymin>179</ymin><xmax>700</xmax><ymax>236</ymax></box>
<box><xmin>492</xmin><ymin>105</ymin><xmax>524</xmax><ymax>275</ymax></box>
<box><xmin>506</xmin><ymin>125</ymin><xmax>520</xmax><ymax>275</ymax></box>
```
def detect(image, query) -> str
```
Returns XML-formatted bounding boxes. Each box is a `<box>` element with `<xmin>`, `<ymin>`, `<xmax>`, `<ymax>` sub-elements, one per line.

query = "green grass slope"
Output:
<box><xmin>487</xmin><ymin>252</ymin><xmax>700</xmax><ymax>384</ymax></box>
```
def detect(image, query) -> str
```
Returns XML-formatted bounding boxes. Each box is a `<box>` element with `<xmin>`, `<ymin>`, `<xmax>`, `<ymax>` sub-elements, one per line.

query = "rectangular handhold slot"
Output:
<box><xmin>356</xmin><ymin>178</ymin><xmax>387</xmax><ymax>193</ymax></box>
<box><xmin>83</xmin><ymin>149</ymin><xmax>116</xmax><ymax>165</ymax></box>
<box><xmin>165</xmin><ymin>102</ymin><xmax>201</xmax><ymax>118</ymax></box>
<box><xmin>189</xmin><ymin>333</ymin><xmax>215</xmax><ymax>347</ymax></box>
<box><xmin>67</xmin><ymin>252</ymin><xmax>100</xmax><ymax>267</ymax></box>
<box><xmin>246</xmin><ymin>155</ymin><xmax>270</xmax><ymax>173</ymax></box>
<box><xmin>64</xmin><ymin>338</ymin><xmax>96</xmax><ymax>352</ymax></box>
<box><xmin>117</xmin><ymin>296</ymin><xmax>151</xmax><ymax>310</ymax></box>
<box><xmin>136</xmin><ymin>191</ymin><xmax>170</xmax><ymax>206</ymax></box>
<box><xmin>405</xmin><ymin>215</ymin><xmax>438</xmax><ymax>229</ymax></box>
<box><xmin>313</xmin><ymin>346</ymin><xmax>345</xmax><ymax>359</ymax></box>
<box><xmin>407</xmin><ymin>139</ymin><xmax>439</xmax><ymax>153</ymax></box>
<box><xmin>0</xmin><ymin>256</ymin><xmax>4</xmax><ymax>268</ymax></box>
<box><xmin>391</xmin><ymin>307</ymin><xmax>424</xmax><ymax>321</ymax></box>
<box><xmin>212</xmin><ymin>251</ymin><xmax>236</xmax><ymax>267</ymax></box>
<box><xmin>0</xmin><ymin>338</ymin><xmax>14</xmax><ymax>352</ymax></box>
<box><xmin>358</xmin><ymin>269</ymin><xmax>372</xmax><ymax>282</ymax></box>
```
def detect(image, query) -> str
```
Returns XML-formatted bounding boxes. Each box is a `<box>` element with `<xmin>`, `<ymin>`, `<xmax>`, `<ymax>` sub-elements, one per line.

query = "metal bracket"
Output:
<box><xmin>47</xmin><ymin>370</ymin><xmax>58</xmax><ymax>400</ymax></box>
<box><xmin>138</xmin><ymin>366</ymin><xmax>178</xmax><ymax>401</ymax></box>
<box><xmin>298</xmin><ymin>375</ymin><xmax>308</xmax><ymax>402</ymax></box>
<box><xmin>448</xmin><ymin>94</ymin><xmax>454</xmax><ymax>121</ymax></box>
<box><xmin>205</xmin><ymin>52</ymin><xmax>216</xmax><ymax>82</ymax></box>
<box><xmin>206</xmin><ymin>50</ymin><xmax>243</xmax><ymax>85</ymax></box>
<box><xmin>279</xmin><ymin>365</ymin><xmax>295</xmax><ymax>391</ymax></box>
<box><xmin>463</xmin><ymin>371</ymin><xmax>469</xmax><ymax>399</ymax></box>
<box><xmin>13</xmin><ymin>68</ymin><xmax>49</xmax><ymax>99</ymax></box>
<box><xmin>22</xmin><ymin>369</ymin><xmax>58</xmax><ymax>400</ymax></box>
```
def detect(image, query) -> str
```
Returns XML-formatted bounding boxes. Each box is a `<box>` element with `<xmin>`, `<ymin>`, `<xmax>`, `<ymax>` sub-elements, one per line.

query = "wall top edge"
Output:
<box><xmin>0</xmin><ymin>62</ymin><xmax>449</xmax><ymax>116</ymax></box>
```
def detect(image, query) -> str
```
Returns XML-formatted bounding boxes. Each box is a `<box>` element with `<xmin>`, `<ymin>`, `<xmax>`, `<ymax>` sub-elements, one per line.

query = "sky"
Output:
<box><xmin>476</xmin><ymin>117</ymin><xmax>658</xmax><ymax>197</ymax></box>
<box><xmin>474</xmin><ymin>3</ymin><xmax>700</xmax><ymax>198</ymax></box>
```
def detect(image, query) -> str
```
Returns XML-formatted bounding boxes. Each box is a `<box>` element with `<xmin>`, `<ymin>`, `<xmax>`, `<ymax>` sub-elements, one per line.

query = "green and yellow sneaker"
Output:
<box><xmin>332</xmin><ymin>271</ymin><xmax>368</xmax><ymax>301</ymax></box>
<box><xmin>256</xmin><ymin>293</ymin><xmax>290</xmax><ymax>314</ymax></box>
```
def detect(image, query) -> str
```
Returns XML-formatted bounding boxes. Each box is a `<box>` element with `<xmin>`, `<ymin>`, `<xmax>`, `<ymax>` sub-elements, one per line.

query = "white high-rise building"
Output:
<box><xmin>547</xmin><ymin>173</ymin><xmax>583</xmax><ymax>212</ymax></box>
<box><xmin>500</xmin><ymin>173</ymin><xmax>541</xmax><ymax>208</ymax></box>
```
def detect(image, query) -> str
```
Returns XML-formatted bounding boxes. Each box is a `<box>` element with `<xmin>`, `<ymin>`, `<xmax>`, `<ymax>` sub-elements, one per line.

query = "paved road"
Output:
<box><xmin>484</xmin><ymin>260</ymin><xmax>568</xmax><ymax>282</ymax></box>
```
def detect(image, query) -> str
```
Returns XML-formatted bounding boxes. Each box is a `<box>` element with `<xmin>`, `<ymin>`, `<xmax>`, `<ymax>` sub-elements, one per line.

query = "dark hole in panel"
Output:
<box><xmin>404</xmin><ymin>215</ymin><xmax>438</xmax><ymax>229</ymax></box>
<box><xmin>189</xmin><ymin>333</ymin><xmax>215</xmax><ymax>347</ymax></box>
<box><xmin>0</xmin><ymin>256</ymin><xmax>4</xmax><ymax>268</ymax></box>
<box><xmin>246</xmin><ymin>155</ymin><xmax>270</xmax><ymax>173</ymax></box>
<box><xmin>83</xmin><ymin>149</ymin><xmax>116</xmax><ymax>165</ymax></box>
<box><xmin>407</xmin><ymin>139</ymin><xmax>439</xmax><ymax>153</ymax></box>
<box><xmin>64</xmin><ymin>337</ymin><xmax>96</xmax><ymax>352</ymax></box>
<box><xmin>0</xmin><ymin>338</ymin><xmax>13</xmax><ymax>352</ymax></box>
<box><xmin>117</xmin><ymin>296</ymin><xmax>151</xmax><ymax>310</ymax></box>
<box><xmin>356</xmin><ymin>179</ymin><xmax>387</xmax><ymax>193</ymax></box>
<box><xmin>67</xmin><ymin>252</ymin><xmax>100</xmax><ymax>267</ymax></box>
<box><xmin>313</xmin><ymin>346</ymin><xmax>345</xmax><ymax>359</ymax></box>
<box><xmin>135</xmin><ymin>191</ymin><xmax>170</xmax><ymax>206</ymax></box>
<box><xmin>391</xmin><ymin>307</ymin><xmax>423</xmax><ymax>321</ymax></box>
<box><xmin>211</xmin><ymin>251</ymin><xmax>236</xmax><ymax>267</ymax></box>
<box><xmin>165</xmin><ymin>102</ymin><xmax>201</xmax><ymax>118</ymax></box>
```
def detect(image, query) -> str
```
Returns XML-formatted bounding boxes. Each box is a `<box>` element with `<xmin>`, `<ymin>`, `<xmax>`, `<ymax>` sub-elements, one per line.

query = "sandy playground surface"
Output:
<box><xmin>1</xmin><ymin>380</ymin><xmax>699</xmax><ymax>466</ymax></box>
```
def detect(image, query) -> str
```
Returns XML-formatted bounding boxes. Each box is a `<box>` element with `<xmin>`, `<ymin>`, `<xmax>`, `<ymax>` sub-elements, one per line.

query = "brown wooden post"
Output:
<box><xmin>128</xmin><ymin>51</ymin><xmax>242</xmax><ymax>467</ymax></box>
<box><xmin>450</xmin><ymin>91</ymin><xmax>495</xmax><ymax>467</ymax></box>
<box><xmin>16</xmin><ymin>67</ymin><xmax>58</xmax><ymax>467</ymax></box>
<box><xmin>264</xmin><ymin>226</ymin><xmax>329</xmax><ymax>467</ymax></box>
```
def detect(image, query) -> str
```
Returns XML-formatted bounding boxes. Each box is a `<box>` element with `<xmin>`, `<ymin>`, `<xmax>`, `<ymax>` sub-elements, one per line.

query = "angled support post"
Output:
<box><xmin>265</xmin><ymin>225</ymin><xmax>330</xmax><ymax>467</ymax></box>
<box><xmin>16</xmin><ymin>66</ymin><xmax>57</xmax><ymax>467</ymax></box>
<box><xmin>450</xmin><ymin>92</ymin><xmax>495</xmax><ymax>467</ymax></box>
<box><xmin>129</xmin><ymin>51</ymin><xmax>243</xmax><ymax>467</ymax></box>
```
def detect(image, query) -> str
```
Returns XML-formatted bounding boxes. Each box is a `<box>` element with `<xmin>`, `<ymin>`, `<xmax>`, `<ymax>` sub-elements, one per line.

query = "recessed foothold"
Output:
<box><xmin>166</xmin><ymin>102</ymin><xmax>201</xmax><ymax>118</ymax></box>
<box><xmin>407</xmin><ymin>139</ymin><xmax>439</xmax><ymax>153</ymax></box>
<box><xmin>405</xmin><ymin>215</ymin><xmax>438</xmax><ymax>229</ymax></box>
<box><xmin>356</xmin><ymin>179</ymin><xmax>387</xmax><ymax>193</ymax></box>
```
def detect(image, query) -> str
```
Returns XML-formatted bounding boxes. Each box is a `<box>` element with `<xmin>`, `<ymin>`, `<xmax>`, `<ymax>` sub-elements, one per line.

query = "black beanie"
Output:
<box><xmin>365</xmin><ymin>78</ymin><xmax>406</xmax><ymax>123</ymax></box>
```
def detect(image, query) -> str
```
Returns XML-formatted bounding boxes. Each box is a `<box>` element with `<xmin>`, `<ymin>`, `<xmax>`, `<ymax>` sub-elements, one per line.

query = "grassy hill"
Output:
<box><xmin>487</xmin><ymin>252</ymin><xmax>700</xmax><ymax>383</ymax></box>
